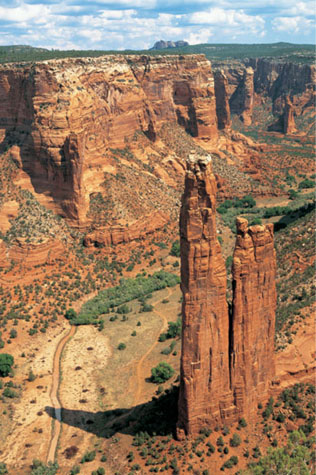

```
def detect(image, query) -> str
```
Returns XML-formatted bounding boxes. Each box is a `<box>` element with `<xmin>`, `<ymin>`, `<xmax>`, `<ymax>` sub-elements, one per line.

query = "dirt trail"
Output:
<box><xmin>133</xmin><ymin>286</ymin><xmax>175</xmax><ymax>406</ymax></box>
<box><xmin>46</xmin><ymin>324</ymin><xmax>76</xmax><ymax>463</ymax></box>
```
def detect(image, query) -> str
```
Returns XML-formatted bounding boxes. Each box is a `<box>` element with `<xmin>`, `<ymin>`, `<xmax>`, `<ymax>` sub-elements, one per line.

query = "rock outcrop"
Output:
<box><xmin>283</xmin><ymin>96</ymin><xmax>296</xmax><ymax>134</ymax></box>
<box><xmin>0</xmin><ymin>237</ymin><xmax>66</xmax><ymax>269</ymax></box>
<box><xmin>229</xmin><ymin>67</ymin><xmax>254</xmax><ymax>125</ymax></box>
<box><xmin>151</xmin><ymin>40</ymin><xmax>189</xmax><ymax>50</ymax></box>
<box><xmin>177</xmin><ymin>153</ymin><xmax>234</xmax><ymax>438</ymax></box>
<box><xmin>83</xmin><ymin>211</ymin><xmax>169</xmax><ymax>247</ymax></box>
<box><xmin>178</xmin><ymin>155</ymin><xmax>276</xmax><ymax>437</ymax></box>
<box><xmin>230</xmin><ymin>218</ymin><xmax>276</xmax><ymax>417</ymax></box>
<box><xmin>214</xmin><ymin>70</ymin><xmax>231</xmax><ymax>130</ymax></box>
<box><xmin>0</xmin><ymin>55</ymin><xmax>217</xmax><ymax>226</ymax></box>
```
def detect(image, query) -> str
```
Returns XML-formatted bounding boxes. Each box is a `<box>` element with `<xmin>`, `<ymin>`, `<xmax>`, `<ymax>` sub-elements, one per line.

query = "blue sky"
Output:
<box><xmin>0</xmin><ymin>0</ymin><xmax>314</xmax><ymax>50</ymax></box>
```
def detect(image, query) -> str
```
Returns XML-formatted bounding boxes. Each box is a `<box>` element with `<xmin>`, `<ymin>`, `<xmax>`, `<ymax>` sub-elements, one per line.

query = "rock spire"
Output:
<box><xmin>231</xmin><ymin>217</ymin><xmax>276</xmax><ymax>417</ymax></box>
<box><xmin>178</xmin><ymin>155</ymin><xmax>276</xmax><ymax>437</ymax></box>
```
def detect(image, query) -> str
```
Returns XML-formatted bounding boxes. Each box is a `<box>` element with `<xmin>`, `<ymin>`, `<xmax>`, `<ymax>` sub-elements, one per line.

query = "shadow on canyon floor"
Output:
<box><xmin>274</xmin><ymin>201</ymin><xmax>315</xmax><ymax>232</ymax></box>
<box><xmin>45</xmin><ymin>385</ymin><xmax>179</xmax><ymax>439</ymax></box>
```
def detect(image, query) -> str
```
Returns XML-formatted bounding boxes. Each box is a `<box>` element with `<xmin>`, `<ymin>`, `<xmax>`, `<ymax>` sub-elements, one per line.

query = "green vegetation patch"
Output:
<box><xmin>70</xmin><ymin>271</ymin><xmax>179</xmax><ymax>325</ymax></box>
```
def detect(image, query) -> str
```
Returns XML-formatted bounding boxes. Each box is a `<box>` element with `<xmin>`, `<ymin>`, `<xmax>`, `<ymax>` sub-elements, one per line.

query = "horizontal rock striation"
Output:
<box><xmin>83</xmin><ymin>211</ymin><xmax>169</xmax><ymax>247</ymax></box>
<box><xmin>0</xmin><ymin>237</ymin><xmax>66</xmax><ymax>269</ymax></box>
<box><xmin>0</xmin><ymin>55</ymin><xmax>217</xmax><ymax>226</ymax></box>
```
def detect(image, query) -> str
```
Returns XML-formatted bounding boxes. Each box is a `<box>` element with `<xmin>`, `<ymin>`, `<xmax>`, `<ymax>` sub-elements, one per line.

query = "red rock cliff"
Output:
<box><xmin>214</xmin><ymin>70</ymin><xmax>231</xmax><ymax>130</ymax></box>
<box><xmin>177</xmin><ymin>153</ymin><xmax>234</xmax><ymax>438</ymax></box>
<box><xmin>229</xmin><ymin>67</ymin><xmax>254</xmax><ymax>125</ymax></box>
<box><xmin>283</xmin><ymin>95</ymin><xmax>296</xmax><ymax>134</ymax></box>
<box><xmin>231</xmin><ymin>217</ymin><xmax>276</xmax><ymax>416</ymax></box>
<box><xmin>0</xmin><ymin>55</ymin><xmax>217</xmax><ymax>226</ymax></box>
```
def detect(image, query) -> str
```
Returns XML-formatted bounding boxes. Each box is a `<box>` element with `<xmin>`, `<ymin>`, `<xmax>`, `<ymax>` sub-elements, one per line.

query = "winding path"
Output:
<box><xmin>46</xmin><ymin>324</ymin><xmax>76</xmax><ymax>464</ymax></box>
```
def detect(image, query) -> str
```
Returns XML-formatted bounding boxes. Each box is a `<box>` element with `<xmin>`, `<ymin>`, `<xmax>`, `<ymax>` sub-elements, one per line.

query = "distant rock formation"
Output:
<box><xmin>214</xmin><ymin>70</ymin><xmax>231</xmax><ymax>130</ymax></box>
<box><xmin>283</xmin><ymin>95</ymin><xmax>296</xmax><ymax>134</ymax></box>
<box><xmin>151</xmin><ymin>40</ymin><xmax>189</xmax><ymax>50</ymax></box>
<box><xmin>229</xmin><ymin>67</ymin><xmax>254</xmax><ymax>125</ymax></box>
<box><xmin>177</xmin><ymin>154</ymin><xmax>276</xmax><ymax>437</ymax></box>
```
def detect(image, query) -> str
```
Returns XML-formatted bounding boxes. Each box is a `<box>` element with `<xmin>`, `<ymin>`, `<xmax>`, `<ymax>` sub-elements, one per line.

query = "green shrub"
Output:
<box><xmin>151</xmin><ymin>362</ymin><xmax>174</xmax><ymax>384</ymax></box>
<box><xmin>170</xmin><ymin>241</ymin><xmax>180</xmax><ymax>257</ymax></box>
<box><xmin>28</xmin><ymin>370</ymin><xmax>36</xmax><ymax>382</ymax></box>
<box><xmin>216</xmin><ymin>436</ymin><xmax>224</xmax><ymax>447</ymax></box>
<box><xmin>238</xmin><ymin>417</ymin><xmax>247</xmax><ymax>428</ymax></box>
<box><xmin>159</xmin><ymin>319</ymin><xmax>181</xmax><ymax>341</ymax></box>
<box><xmin>31</xmin><ymin>460</ymin><xmax>58</xmax><ymax>474</ymax></box>
<box><xmin>80</xmin><ymin>451</ymin><xmax>96</xmax><ymax>463</ymax></box>
<box><xmin>250</xmin><ymin>217</ymin><xmax>262</xmax><ymax>226</ymax></box>
<box><xmin>0</xmin><ymin>462</ymin><xmax>7</xmax><ymax>474</ymax></box>
<box><xmin>3</xmin><ymin>387</ymin><xmax>18</xmax><ymax>398</ymax></box>
<box><xmin>65</xmin><ymin>308</ymin><xmax>77</xmax><ymax>321</ymax></box>
<box><xmin>0</xmin><ymin>354</ymin><xmax>14</xmax><ymax>376</ymax></box>
<box><xmin>117</xmin><ymin>343</ymin><xmax>126</xmax><ymax>351</ymax></box>
<box><xmin>299</xmin><ymin>178</ymin><xmax>314</xmax><ymax>189</ymax></box>
<box><xmin>230</xmin><ymin>433</ymin><xmax>242</xmax><ymax>447</ymax></box>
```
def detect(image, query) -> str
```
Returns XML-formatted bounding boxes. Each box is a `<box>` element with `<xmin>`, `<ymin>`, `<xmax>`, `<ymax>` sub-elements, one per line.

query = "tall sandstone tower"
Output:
<box><xmin>177</xmin><ymin>154</ymin><xmax>276</xmax><ymax>437</ymax></box>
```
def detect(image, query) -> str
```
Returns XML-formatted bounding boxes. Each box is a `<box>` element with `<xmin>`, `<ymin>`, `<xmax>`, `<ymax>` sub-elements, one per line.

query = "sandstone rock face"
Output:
<box><xmin>231</xmin><ymin>218</ymin><xmax>276</xmax><ymax>417</ymax></box>
<box><xmin>0</xmin><ymin>55</ymin><xmax>217</xmax><ymax>226</ymax></box>
<box><xmin>178</xmin><ymin>157</ymin><xmax>277</xmax><ymax>437</ymax></box>
<box><xmin>229</xmin><ymin>67</ymin><xmax>254</xmax><ymax>125</ymax></box>
<box><xmin>83</xmin><ymin>211</ymin><xmax>169</xmax><ymax>247</ymax></box>
<box><xmin>246</xmin><ymin>58</ymin><xmax>316</xmax><ymax>114</ymax></box>
<box><xmin>214</xmin><ymin>70</ymin><xmax>231</xmax><ymax>130</ymax></box>
<box><xmin>0</xmin><ymin>237</ymin><xmax>66</xmax><ymax>269</ymax></box>
<box><xmin>283</xmin><ymin>96</ymin><xmax>296</xmax><ymax>134</ymax></box>
<box><xmin>177</xmin><ymin>153</ymin><xmax>233</xmax><ymax>438</ymax></box>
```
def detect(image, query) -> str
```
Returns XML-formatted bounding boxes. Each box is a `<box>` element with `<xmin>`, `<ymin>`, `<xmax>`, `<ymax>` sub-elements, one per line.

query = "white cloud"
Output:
<box><xmin>189</xmin><ymin>7</ymin><xmax>265</xmax><ymax>36</ymax></box>
<box><xmin>272</xmin><ymin>15</ymin><xmax>314</xmax><ymax>33</ymax></box>
<box><xmin>0</xmin><ymin>2</ymin><xmax>50</xmax><ymax>22</ymax></box>
<box><xmin>186</xmin><ymin>29</ymin><xmax>213</xmax><ymax>45</ymax></box>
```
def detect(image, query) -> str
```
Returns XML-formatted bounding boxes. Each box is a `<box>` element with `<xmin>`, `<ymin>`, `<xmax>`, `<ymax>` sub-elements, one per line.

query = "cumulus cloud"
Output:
<box><xmin>272</xmin><ymin>15</ymin><xmax>314</xmax><ymax>33</ymax></box>
<box><xmin>189</xmin><ymin>7</ymin><xmax>265</xmax><ymax>37</ymax></box>
<box><xmin>0</xmin><ymin>3</ymin><xmax>50</xmax><ymax>22</ymax></box>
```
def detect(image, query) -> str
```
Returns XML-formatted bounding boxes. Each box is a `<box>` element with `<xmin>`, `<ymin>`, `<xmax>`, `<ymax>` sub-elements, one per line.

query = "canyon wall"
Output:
<box><xmin>178</xmin><ymin>154</ymin><xmax>277</xmax><ymax>437</ymax></box>
<box><xmin>283</xmin><ymin>95</ymin><xmax>297</xmax><ymax>134</ymax></box>
<box><xmin>245</xmin><ymin>58</ymin><xmax>316</xmax><ymax>114</ymax></box>
<box><xmin>214</xmin><ymin>70</ymin><xmax>231</xmax><ymax>130</ymax></box>
<box><xmin>229</xmin><ymin>67</ymin><xmax>254</xmax><ymax>125</ymax></box>
<box><xmin>0</xmin><ymin>55</ymin><xmax>217</xmax><ymax>226</ymax></box>
<box><xmin>220</xmin><ymin>58</ymin><xmax>315</xmax><ymax>120</ymax></box>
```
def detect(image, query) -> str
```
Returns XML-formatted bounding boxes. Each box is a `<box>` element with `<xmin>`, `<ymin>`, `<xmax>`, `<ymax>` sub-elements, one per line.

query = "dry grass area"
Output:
<box><xmin>53</xmin><ymin>285</ymin><xmax>181</xmax><ymax>473</ymax></box>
